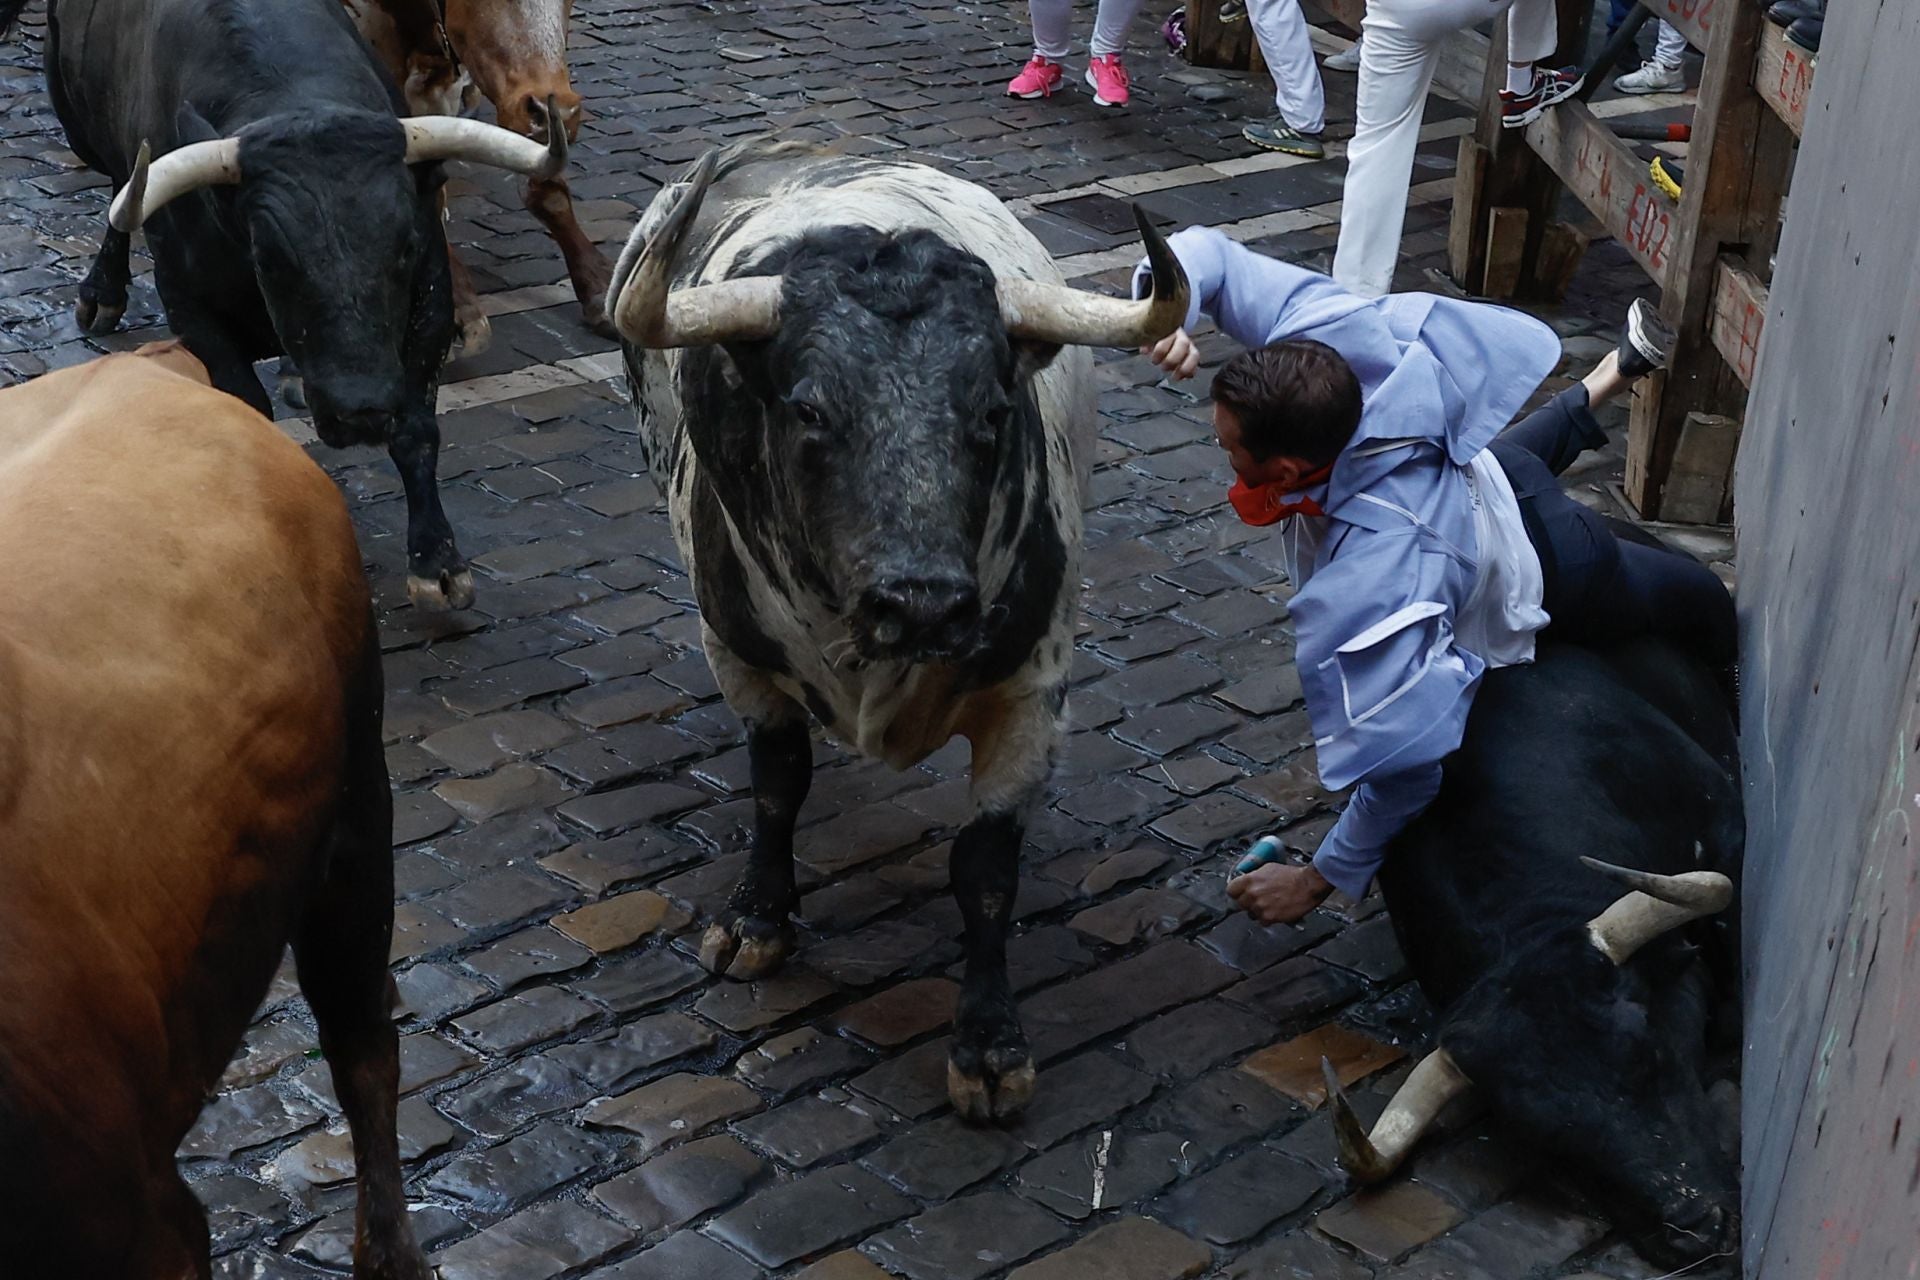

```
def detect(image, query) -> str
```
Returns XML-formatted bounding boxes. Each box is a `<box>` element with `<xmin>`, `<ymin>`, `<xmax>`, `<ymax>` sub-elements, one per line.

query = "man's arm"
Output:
<box><xmin>1311</xmin><ymin>764</ymin><xmax>1445</xmax><ymax>899</ymax></box>
<box><xmin>1134</xmin><ymin>226</ymin><xmax>1348</xmax><ymax>350</ymax></box>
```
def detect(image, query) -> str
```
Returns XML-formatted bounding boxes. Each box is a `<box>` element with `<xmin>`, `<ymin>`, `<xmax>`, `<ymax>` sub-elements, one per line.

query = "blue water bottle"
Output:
<box><xmin>1233</xmin><ymin>834</ymin><xmax>1286</xmax><ymax>876</ymax></box>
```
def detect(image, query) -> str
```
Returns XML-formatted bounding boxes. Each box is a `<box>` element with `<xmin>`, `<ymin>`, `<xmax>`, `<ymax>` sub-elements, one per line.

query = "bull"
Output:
<box><xmin>607</xmin><ymin>142</ymin><xmax>1188</xmax><ymax>1119</ymax></box>
<box><xmin>0</xmin><ymin>345</ymin><xmax>423</xmax><ymax>1279</ymax></box>
<box><xmin>1323</xmin><ymin>635</ymin><xmax>1743</xmax><ymax>1266</ymax></box>
<box><xmin>344</xmin><ymin>0</ymin><xmax>616</xmax><ymax>346</ymax></box>
<box><xmin>6</xmin><ymin>0</ymin><xmax>568</xmax><ymax>608</ymax></box>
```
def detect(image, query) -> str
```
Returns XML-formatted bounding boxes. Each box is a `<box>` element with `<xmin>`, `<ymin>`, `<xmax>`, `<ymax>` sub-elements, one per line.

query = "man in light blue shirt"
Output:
<box><xmin>1135</xmin><ymin>227</ymin><xmax>1734</xmax><ymax>922</ymax></box>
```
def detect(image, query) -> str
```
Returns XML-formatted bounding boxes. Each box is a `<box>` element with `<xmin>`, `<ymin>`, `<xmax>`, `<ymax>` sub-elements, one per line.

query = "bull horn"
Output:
<box><xmin>402</xmin><ymin>97</ymin><xmax>568</xmax><ymax>178</ymax></box>
<box><xmin>108</xmin><ymin>138</ymin><xmax>241</xmax><ymax>233</ymax></box>
<box><xmin>612</xmin><ymin>149</ymin><xmax>782</xmax><ymax>348</ymax></box>
<box><xmin>996</xmin><ymin>205</ymin><xmax>1188</xmax><ymax>348</ymax></box>
<box><xmin>1581</xmin><ymin>856</ymin><xmax>1734</xmax><ymax>966</ymax></box>
<box><xmin>1324</xmin><ymin>1049</ymin><xmax>1471</xmax><ymax>1185</ymax></box>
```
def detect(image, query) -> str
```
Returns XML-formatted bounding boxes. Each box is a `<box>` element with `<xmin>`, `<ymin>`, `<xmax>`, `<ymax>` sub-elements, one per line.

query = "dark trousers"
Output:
<box><xmin>1489</xmin><ymin>386</ymin><xmax>1737</xmax><ymax>669</ymax></box>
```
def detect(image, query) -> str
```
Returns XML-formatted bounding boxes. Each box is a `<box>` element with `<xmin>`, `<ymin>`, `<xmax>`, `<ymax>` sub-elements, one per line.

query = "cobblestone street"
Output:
<box><xmin>1</xmin><ymin>2</ymin><xmax>1734</xmax><ymax>1277</ymax></box>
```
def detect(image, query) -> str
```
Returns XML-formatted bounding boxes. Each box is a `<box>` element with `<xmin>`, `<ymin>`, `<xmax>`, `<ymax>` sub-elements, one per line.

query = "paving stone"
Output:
<box><xmin>1315</xmin><ymin>1183</ymin><xmax>1470</xmax><ymax>1263</ymax></box>
<box><xmin>1136</xmin><ymin>1068</ymin><xmax>1302</xmax><ymax>1164</ymax></box>
<box><xmin>549</xmin><ymin>1012</ymin><xmax>720</xmax><ymax>1090</ymax></box>
<box><xmin>849</xmin><ymin>1037</ymin><xmax>953</xmax><ymax>1120</ymax></box>
<box><xmin>421</xmin><ymin>710</ymin><xmax>578</xmax><ymax>774</ymax></box>
<box><xmin>438</xmin><ymin>1052</ymin><xmax>597</xmax><ymax>1139</ymax></box>
<box><xmin>590</xmin><ymin>1135</ymin><xmax>768</xmax><ymax>1233</ymax></box>
<box><xmin>1050</xmin><ymin>844</ymin><xmax>1170</xmax><ymax>895</ymax></box>
<box><xmin>220</xmin><ymin>1019</ymin><xmax>315</xmax><ymax>1088</ymax></box>
<box><xmin>830</xmin><ymin>977</ymin><xmax>958</xmax><ymax>1047</ymax></box>
<box><xmin>425</xmin><ymin>1121</ymin><xmax>615</xmax><ymax>1216</ymax></box>
<box><xmin>693</xmin><ymin>968</ymin><xmax>839</xmax><ymax>1033</ymax></box>
<box><xmin>722</xmin><ymin>1029</ymin><xmax>863</xmax><ymax>1099</ymax></box>
<box><xmin>452</xmin><ymin>987</ymin><xmax>599</xmax><ymax>1055</ymax></box>
<box><xmin>862</xmin><ymin>1190</ymin><xmax>1070</xmax><ymax>1280</ymax></box>
<box><xmin>1067</xmin><ymin>887</ymin><xmax>1211</xmax><ymax>947</ymax></box>
<box><xmin>1012</xmin><ymin>1051</ymin><xmax>1157</xmax><ymax>1149</ymax></box>
<box><xmin>861</xmin><ymin>1113</ymin><xmax>1027</xmax><ymax>1200</ymax></box>
<box><xmin>430</xmin><ymin>866</ymin><xmax>573</xmax><ymax>934</ymax></box>
<box><xmin>397</xmin><ymin>1031</ymin><xmax>481</xmax><ymax>1094</ymax></box>
<box><xmin>1222</xmin><ymin>956</ymin><xmax>1368</xmax><ymax>1027</ymax></box>
<box><xmin>1276</xmin><ymin>1089</ymin><xmax>1390</xmax><ymax>1180</ymax></box>
<box><xmin>179</xmin><ymin>1085</ymin><xmax>327</xmax><ymax>1160</ymax></box>
<box><xmin>1020</xmin><ymin>940</ymin><xmax>1238</xmax><ymax>1062</ymax></box>
<box><xmin>1416</xmin><ymin>1196</ymin><xmax>1608</xmax><ymax>1275</ymax></box>
<box><xmin>794</xmin><ymin>1253</ymin><xmax>894</xmax><ymax>1280</ymax></box>
<box><xmin>807</xmin><ymin>920</ymin><xmax>961</xmax><ymax>988</ymax></box>
<box><xmin>462</xmin><ymin>925</ymin><xmax>595</xmax><ymax>989</ymax></box>
<box><xmin>1140</xmin><ymin>753</ymin><xmax>1243</xmax><ymax>796</ymax></box>
<box><xmin>1214</xmin><ymin>666</ymin><xmax>1305</xmax><ymax>716</ymax></box>
<box><xmin>1217</xmin><ymin>1232</ymin><xmax>1374</xmax><ymax>1280</ymax></box>
<box><xmin>492</xmin><ymin>1200</ymin><xmax>635</xmax><ymax>1271</ymax></box>
<box><xmin>1194</xmin><ymin>911</ymin><xmax>1340</xmax><ymax>974</ymax></box>
<box><xmin>1407</xmin><ymin>1130</ymin><xmax>1529</xmax><ymax>1212</ymax></box>
<box><xmin>999</xmin><ymin>924</ymin><xmax>1099</xmax><ymax>992</ymax></box>
<box><xmin>1015</xmin><ymin>1130</ymin><xmax>1194</xmax><ymax>1219</ymax></box>
<box><xmin>1147</xmin><ymin>792</ymin><xmax>1272</xmax><ymax>850</ymax></box>
<box><xmin>395</xmin><ymin>962</ymin><xmax>493</xmax><ymax>1025</ymax></box>
<box><xmin>571</xmin><ymin>948</ymin><xmax>705</xmax><ymax>1014</ymax></box>
<box><xmin>1149</xmin><ymin>1144</ymin><xmax>1322</xmax><ymax>1244</ymax></box>
<box><xmin>589</xmin><ymin>1231</ymin><xmax>761</xmax><ymax>1280</ymax></box>
<box><xmin>1121</xmin><ymin>999</ymin><xmax>1277</xmax><ymax>1078</ymax></box>
<box><xmin>582</xmin><ymin>1072</ymin><xmax>764</xmax><ymax>1154</ymax></box>
<box><xmin>796</xmin><ymin>801</ymin><xmax>939</xmax><ymax>876</ymax></box>
<box><xmin>539</xmin><ymin>830</ymin><xmax>703</xmax><ymax>895</ymax></box>
<box><xmin>1239</xmin><ymin>1023</ymin><xmax>1407</xmax><ymax>1107</ymax></box>
<box><xmin>734</xmin><ymin>1093</ymin><xmax>885</xmax><ymax>1168</ymax></box>
<box><xmin>558</xmin><ymin>781</ymin><xmax>706</xmax><ymax>836</ymax></box>
<box><xmin>1232</xmin><ymin>753</ymin><xmax>1335</xmax><ymax>822</ymax></box>
<box><xmin>1111</xmin><ymin>703</ymin><xmax>1239</xmax><ymax>758</ymax></box>
<box><xmin>430</xmin><ymin>812</ymin><xmax>573</xmax><ymax>875</ymax></box>
<box><xmin>1006</xmin><ymin>1217</ymin><xmax>1211</xmax><ymax>1280</ymax></box>
<box><xmin>707</xmin><ymin>1164</ymin><xmax>916</xmax><ymax>1269</ymax></box>
<box><xmin>1310</xmin><ymin>913</ymin><xmax>1409</xmax><ymax>983</ymax></box>
<box><xmin>551</xmin><ymin>890</ymin><xmax>691</xmax><ymax>952</ymax></box>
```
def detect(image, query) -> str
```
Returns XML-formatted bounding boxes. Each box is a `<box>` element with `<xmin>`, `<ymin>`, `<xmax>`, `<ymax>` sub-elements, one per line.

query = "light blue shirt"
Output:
<box><xmin>1137</xmin><ymin>228</ymin><xmax>1562</xmax><ymax>897</ymax></box>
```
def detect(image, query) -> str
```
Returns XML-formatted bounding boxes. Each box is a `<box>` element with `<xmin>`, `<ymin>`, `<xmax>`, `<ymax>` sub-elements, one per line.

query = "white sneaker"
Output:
<box><xmin>1613</xmin><ymin>59</ymin><xmax>1685</xmax><ymax>94</ymax></box>
<box><xmin>1323</xmin><ymin>41</ymin><xmax>1362</xmax><ymax>72</ymax></box>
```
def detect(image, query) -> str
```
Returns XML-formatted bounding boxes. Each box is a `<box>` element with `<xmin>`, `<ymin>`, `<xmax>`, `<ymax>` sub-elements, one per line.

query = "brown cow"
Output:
<box><xmin>347</xmin><ymin>0</ymin><xmax>615</xmax><ymax>348</ymax></box>
<box><xmin>0</xmin><ymin>345</ymin><xmax>425</xmax><ymax>1280</ymax></box>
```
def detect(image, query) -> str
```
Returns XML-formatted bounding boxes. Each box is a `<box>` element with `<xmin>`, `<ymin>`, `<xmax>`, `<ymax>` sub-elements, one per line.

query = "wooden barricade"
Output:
<box><xmin>1450</xmin><ymin>2</ymin><xmax>1814</xmax><ymax>522</ymax></box>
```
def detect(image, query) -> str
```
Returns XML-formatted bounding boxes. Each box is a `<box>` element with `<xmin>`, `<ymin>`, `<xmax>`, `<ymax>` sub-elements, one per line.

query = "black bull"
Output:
<box><xmin>8</xmin><ymin>0</ymin><xmax>561</xmax><ymax>609</ymax></box>
<box><xmin>1328</xmin><ymin>635</ymin><xmax>1743</xmax><ymax>1268</ymax></box>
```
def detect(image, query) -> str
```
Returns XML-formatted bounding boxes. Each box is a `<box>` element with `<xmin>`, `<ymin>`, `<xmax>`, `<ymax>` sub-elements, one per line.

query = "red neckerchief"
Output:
<box><xmin>1227</xmin><ymin>462</ymin><xmax>1334</xmax><ymax>526</ymax></box>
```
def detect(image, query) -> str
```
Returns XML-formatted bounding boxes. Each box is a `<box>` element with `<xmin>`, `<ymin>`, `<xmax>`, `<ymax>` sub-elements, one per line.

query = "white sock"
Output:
<box><xmin>1505</xmin><ymin>63</ymin><xmax>1535</xmax><ymax>95</ymax></box>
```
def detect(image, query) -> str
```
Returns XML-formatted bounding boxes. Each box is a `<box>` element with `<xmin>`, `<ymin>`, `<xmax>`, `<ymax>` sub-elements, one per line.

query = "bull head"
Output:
<box><xmin>106</xmin><ymin>101</ymin><xmax>569</xmax><ymax>232</ymax></box>
<box><xmin>610</xmin><ymin>150</ymin><xmax>1189</xmax><ymax>351</ymax></box>
<box><xmin>1325</xmin><ymin>859</ymin><xmax>1734</xmax><ymax>1186</ymax></box>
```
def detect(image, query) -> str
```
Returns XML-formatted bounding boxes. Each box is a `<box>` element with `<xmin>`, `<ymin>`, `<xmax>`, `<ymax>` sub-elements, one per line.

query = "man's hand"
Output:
<box><xmin>1141</xmin><ymin>328</ymin><xmax>1198</xmax><ymax>381</ymax></box>
<box><xmin>1227</xmin><ymin>861</ymin><xmax>1334</xmax><ymax>925</ymax></box>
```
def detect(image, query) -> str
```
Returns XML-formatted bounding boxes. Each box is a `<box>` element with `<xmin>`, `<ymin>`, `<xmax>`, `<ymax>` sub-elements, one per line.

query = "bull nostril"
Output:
<box><xmin>862</xmin><ymin>578</ymin><xmax>979</xmax><ymax>642</ymax></box>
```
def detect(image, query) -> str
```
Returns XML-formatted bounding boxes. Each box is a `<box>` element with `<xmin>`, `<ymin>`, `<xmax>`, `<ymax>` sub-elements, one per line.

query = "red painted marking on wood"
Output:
<box><xmin>1625</xmin><ymin>184</ymin><xmax>1672</xmax><ymax>272</ymax></box>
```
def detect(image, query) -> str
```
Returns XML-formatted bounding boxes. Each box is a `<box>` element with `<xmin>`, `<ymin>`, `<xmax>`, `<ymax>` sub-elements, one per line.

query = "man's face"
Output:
<box><xmin>1213</xmin><ymin>402</ymin><xmax>1314</xmax><ymax>487</ymax></box>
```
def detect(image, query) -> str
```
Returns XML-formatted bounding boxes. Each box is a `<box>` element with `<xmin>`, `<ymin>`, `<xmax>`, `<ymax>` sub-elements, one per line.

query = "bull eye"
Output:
<box><xmin>792</xmin><ymin>401</ymin><xmax>824</xmax><ymax>429</ymax></box>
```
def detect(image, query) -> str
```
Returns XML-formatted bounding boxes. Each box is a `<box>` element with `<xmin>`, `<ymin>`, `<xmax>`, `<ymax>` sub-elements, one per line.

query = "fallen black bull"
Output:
<box><xmin>1323</xmin><ymin>637</ymin><xmax>1744</xmax><ymax>1268</ymax></box>
<box><xmin>10</xmin><ymin>0</ymin><xmax>568</xmax><ymax>609</ymax></box>
<box><xmin>609</xmin><ymin>141</ymin><xmax>1188</xmax><ymax>1120</ymax></box>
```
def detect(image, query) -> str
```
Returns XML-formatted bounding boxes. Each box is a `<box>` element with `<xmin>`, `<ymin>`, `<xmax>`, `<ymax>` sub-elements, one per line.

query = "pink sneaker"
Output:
<box><xmin>1085</xmin><ymin>53</ymin><xmax>1130</xmax><ymax>107</ymax></box>
<box><xmin>1007</xmin><ymin>54</ymin><xmax>1064</xmax><ymax>99</ymax></box>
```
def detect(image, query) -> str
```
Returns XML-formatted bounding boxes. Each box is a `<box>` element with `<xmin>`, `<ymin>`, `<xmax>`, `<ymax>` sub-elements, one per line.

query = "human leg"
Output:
<box><xmin>1330</xmin><ymin>14</ymin><xmax>1440</xmax><ymax>296</ymax></box>
<box><xmin>1247</xmin><ymin>0</ymin><xmax>1326</xmax><ymax>133</ymax></box>
<box><xmin>1009</xmin><ymin>0</ymin><xmax>1072</xmax><ymax>97</ymax></box>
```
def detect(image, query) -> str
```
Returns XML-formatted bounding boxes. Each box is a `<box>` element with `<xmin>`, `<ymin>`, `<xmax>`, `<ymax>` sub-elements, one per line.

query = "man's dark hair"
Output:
<box><xmin>1211</xmin><ymin>339</ymin><xmax>1363</xmax><ymax>466</ymax></box>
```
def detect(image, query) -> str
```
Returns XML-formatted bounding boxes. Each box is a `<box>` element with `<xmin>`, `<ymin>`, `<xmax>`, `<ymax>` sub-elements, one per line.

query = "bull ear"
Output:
<box><xmin>174</xmin><ymin>102</ymin><xmax>221</xmax><ymax>148</ymax></box>
<box><xmin>1013</xmin><ymin>339</ymin><xmax>1061</xmax><ymax>385</ymax></box>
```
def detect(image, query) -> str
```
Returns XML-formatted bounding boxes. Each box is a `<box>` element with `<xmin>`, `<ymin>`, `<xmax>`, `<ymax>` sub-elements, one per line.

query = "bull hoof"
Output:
<box><xmin>699</xmin><ymin>915</ymin><xmax>793</xmax><ymax>980</ymax></box>
<box><xmin>74</xmin><ymin>293</ymin><xmax>126</xmax><ymax>336</ymax></box>
<box><xmin>947</xmin><ymin>1044</ymin><xmax>1036</xmax><ymax>1123</ymax></box>
<box><xmin>277</xmin><ymin>372</ymin><xmax>307</xmax><ymax>411</ymax></box>
<box><xmin>455</xmin><ymin>310</ymin><xmax>493</xmax><ymax>357</ymax></box>
<box><xmin>407</xmin><ymin>568</ymin><xmax>475</xmax><ymax>612</ymax></box>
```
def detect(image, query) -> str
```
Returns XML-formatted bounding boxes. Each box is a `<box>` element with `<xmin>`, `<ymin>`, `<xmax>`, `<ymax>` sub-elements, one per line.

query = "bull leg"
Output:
<box><xmin>291</xmin><ymin>627</ymin><xmax>430</xmax><ymax>1280</ymax></box>
<box><xmin>388</xmin><ymin>408</ymin><xmax>472</xmax><ymax>611</ymax></box>
<box><xmin>440</xmin><ymin>189</ymin><xmax>492</xmax><ymax>355</ymax></box>
<box><xmin>75</xmin><ymin>226</ymin><xmax>132</xmax><ymax>335</ymax></box>
<box><xmin>948</xmin><ymin>690</ymin><xmax>1061</xmax><ymax>1123</ymax></box>
<box><xmin>525</xmin><ymin>176</ymin><xmax>615</xmax><ymax>339</ymax></box>
<box><xmin>131</xmin><ymin>1166</ymin><xmax>212</xmax><ymax>1280</ymax></box>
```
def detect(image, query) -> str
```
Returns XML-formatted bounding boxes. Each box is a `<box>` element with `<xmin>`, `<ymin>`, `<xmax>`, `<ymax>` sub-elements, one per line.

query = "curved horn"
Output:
<box><xmin>996</xmin><ymin>204</ymin><xmax>1188</xmax><ymax>348</ymax></box>
<box><xmin>612</xmin><ymin>150</ymin><xmax>782</xmax><ymax>348</ymax></box>
<box><xmin>1324</xmin><ymin>1049</ymin><xmax>1471</xmax><ymax>1185</ymax></box>
<box><xmin>402</xmin><ymin>97</ymin><xmax>567</xmax><ymax>178</ymax></box>
<box><xmin>1581</xmin><ymin>856</ymin><xmax>1734</xmax><ymax>965</ymax></box>
<box><xmin>109</xmin><ymin>138</ymin><xmax>241</xmax><ymax>233</ymax></box>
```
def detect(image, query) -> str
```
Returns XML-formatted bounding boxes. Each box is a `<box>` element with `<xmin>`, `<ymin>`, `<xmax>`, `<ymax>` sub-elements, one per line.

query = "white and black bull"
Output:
<box><xmin>607</xmin><ymin>143</ymin><xmax>1187</xmax><ymax>1119</ymax></box>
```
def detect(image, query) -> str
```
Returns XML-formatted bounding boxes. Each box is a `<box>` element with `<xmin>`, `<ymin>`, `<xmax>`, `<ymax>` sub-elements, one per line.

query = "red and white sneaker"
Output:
<box><xmin>1007</xmin><ymin>54</ymin><xmax>1065</xmax><ymax>99</ymax></box>
<box><xmin>1499</xmin><ymin>65</ymin><xmax>1583</xmax><ymax>129</ymax></box>
<box><xmin>1085</xmin><ymin>53</ymin><xmax>1131</xmax><ymax>108</ymax></box>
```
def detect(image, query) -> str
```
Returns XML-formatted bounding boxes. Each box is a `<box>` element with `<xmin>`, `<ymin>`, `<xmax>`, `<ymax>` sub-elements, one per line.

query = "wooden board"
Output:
<box><xmin>1523</xmin><ymin>100</ymin><xmax>1680</xmax><ymax>289</ymax></box>
<box><xmin>1649</xmin><ymin>0</ymin><xmax>1719</xmax><ymax>56</ymax></box>
<box><xmin>1707</xmin><ymin>253</ymin><xmax>1767</xmax><ymax>387</ymax></box>
<box><xmin>1754</xmin><ymin>19</ymin><xmax>1815</xmax><ymax>137</ymax></box>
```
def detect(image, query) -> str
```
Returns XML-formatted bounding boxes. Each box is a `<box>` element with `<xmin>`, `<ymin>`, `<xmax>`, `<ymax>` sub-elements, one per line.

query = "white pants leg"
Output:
<box><xmin>1089</xmin><ymin>0</ymin><xmax>1144</xmax><ymax>56</ymax></box>
<box><xmin>1505</xmin><ymin>0</ymin><xmax>1561</xmax><ymax>63</ymax></box>
<box><xmin>1331</xmin><ymin>14</ymin><xmax>1440</xmax><ymax>296</ymax></box>
<box><xmin>1028</xmin><ymin>0</ymin><xmax>1072</xmax><ymax>59</ymax></box>
<box><xmin>1652</xmin><ymin>19</ymin><xmax>1688</xmax><ymax>66</ymax></box>
<box><xmin>1248</xmin><ymin>0</ymin><xmax>1326</xmax><ymax>133</ymax></box>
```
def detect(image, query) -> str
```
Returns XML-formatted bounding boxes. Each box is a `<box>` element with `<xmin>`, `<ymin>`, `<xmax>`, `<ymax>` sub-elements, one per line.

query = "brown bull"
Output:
<box><xmin>0</xmin><ymin>346</ymin><xmax>426</xmax><ymax>1279</ymax></box>
<box><xmin>346</xmin><ymin>0</ymin><xmax>615</xmax><ymax>347</ymax></box>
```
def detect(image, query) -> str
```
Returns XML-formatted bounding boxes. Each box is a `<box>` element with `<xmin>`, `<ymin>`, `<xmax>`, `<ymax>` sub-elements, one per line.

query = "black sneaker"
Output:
<box><xmin>1499</xmin><ymin>65</ymin><xmax>1584</xmax><ymax>129</ymax></box>
<box><xmin>1766</xmin><ymin>0</ymin><xmax>1818</xmax><ymax>26</ymax></box>
<box><xmin>1786</xmin><ymin>15</ymin><xmax>1822</xmax><ymax>50</ymax></box>
<box><xmin>1242</xmin><ymin>119</ymin><xmax>1325</xmax><ymax>158</ymax></box>
<box><xmin>1617</xmin><ymin>298</ymin><xmax>1677</xmax><ymax>378</ymax></box>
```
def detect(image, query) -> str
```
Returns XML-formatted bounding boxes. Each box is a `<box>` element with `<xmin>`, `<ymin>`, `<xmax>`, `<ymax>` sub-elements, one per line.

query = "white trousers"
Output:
<box><xmin>1651</xmin><ymin>19</ymin><xmax>1688</xmax><ymax>67</ymax></box>
<box><xmin>1332</xmin><ymin>0</ymin><xmax>1558</xmax><ymax>297</ymax></box>
<box><xmin>1248</xmin><ymin>0</ymin><xmax>1326</xmax><ymax>133</ymax></box>
<box><xmin>1028</xmin><ymin>0</ymin><xmax>1145</xmax><ymax>58</ymax></box>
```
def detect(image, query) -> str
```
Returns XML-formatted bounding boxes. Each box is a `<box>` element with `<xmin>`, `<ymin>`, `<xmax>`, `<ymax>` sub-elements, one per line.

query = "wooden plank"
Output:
<box><xmin>1312</xmin><ymin>0</ymin><xmax>1366</xmax><ymax>32</ymax></box>
<box><xmin>1185</xmin><ymin>0</ymin><xmax>1261</xmax><ymax>71</ymax></box>
<box><xmin>1708</xmin><ymin>253</ymin><xmax>1768</xmax><ymax>387</ymax></box>
<box><xmin>1754</xmin><ymin>20</ymin><xmax>1815</xmax><ymax>137</ymax></box>
<box><xmin>1523</xmin><ymin>100</ymin><xmax>1680</xmax><ymax>289</ymax></box>
<box><xmin>1446</xmin><ymin>136</ymin><xmax>1491</xmax><ymax>289</ymax></box>
<box><xmin>1483</xmin><ymin>207</ymin><xmax>1529</xmax><ymax>297</ymax></box>
<box><xmin>1648</xmin><ymin>0</ymin><xmax>1717</xmax><ymax>57</ymax></box>
<box><xmin>1659</xmin><ymin>411</ymin><xmax>1740</xmax><ymax>524</ymax></box>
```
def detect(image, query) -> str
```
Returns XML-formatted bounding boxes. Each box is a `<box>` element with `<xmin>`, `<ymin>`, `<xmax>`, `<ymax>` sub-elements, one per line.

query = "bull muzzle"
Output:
<box><xmin>610</xmin><ymin>147</ymin><xmax>1189</xmax><ymax>351</ymax></box>
<box><xmin>106</xmin><ymin>104</ymin><xmax>569</xmax><ymax>233</ymax></box>
<box><xmin>854</xmin><ymin>573</ymin><xmax>982</xmax><ymax>661</ymax></box>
